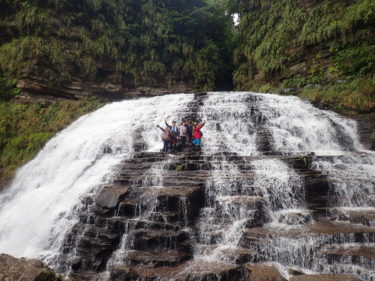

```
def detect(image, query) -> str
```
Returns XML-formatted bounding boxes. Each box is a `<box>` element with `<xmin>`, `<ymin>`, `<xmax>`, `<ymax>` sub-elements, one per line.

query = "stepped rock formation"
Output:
<box><xmin>0</xmin><ymin>92</ymin><xmax>374</xmax><ymax>281</ymax></box>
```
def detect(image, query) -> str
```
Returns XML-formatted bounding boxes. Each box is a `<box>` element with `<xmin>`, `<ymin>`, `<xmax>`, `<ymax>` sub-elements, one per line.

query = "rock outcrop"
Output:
<box><xmin>0</xmin><ymin>254</ymin><xmax>73</xmax><ymax>281</ymax></box>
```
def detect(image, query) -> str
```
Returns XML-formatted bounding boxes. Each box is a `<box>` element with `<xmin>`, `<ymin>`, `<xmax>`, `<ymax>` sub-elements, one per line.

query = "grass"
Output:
<box><xmin>0</xmin><ymin>98</ymin><xmax>104</xmax><ymax>180</ymax></box>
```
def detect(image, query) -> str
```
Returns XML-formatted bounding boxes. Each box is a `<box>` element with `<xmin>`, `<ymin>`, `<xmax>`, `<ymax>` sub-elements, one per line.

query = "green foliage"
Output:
<box><xmin>233</xmin><ymin>0</ymin><xmax>375</xmax><ymax>89</ymax></box>
<box><xmin>299</xmin><ymin>77</ymin><xmax>375</xmax><ymax>113</ymax></box>
<box><xmin>333</xmin><ymin>44</ymin><xmax>375</xmax><ymax>77</ymax></box>
<box><xmin>0</xmin><ymin>0</ymin><xmax>234</xmax><ymax>90</ymax></box>
<box><xmin>0</xmin><ymin>77</ymin><xmax>20</xmax><ymax>100</ymax></box>
<box><xmin>0</xmin><ymin>98</ymin><xmax>103</xmax><ymax>179</ymax></box>
<box><xmin>175</xmin><ymin>164</ymin><xmax>187</xmax><ymax>172</ymax></box>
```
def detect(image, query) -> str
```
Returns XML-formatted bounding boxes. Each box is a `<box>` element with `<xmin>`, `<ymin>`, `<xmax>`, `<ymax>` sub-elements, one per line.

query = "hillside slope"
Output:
<box><xmin>232</xmin><ymin>0</ymin><xmax>375</xmax><ymax>113</ymax></box>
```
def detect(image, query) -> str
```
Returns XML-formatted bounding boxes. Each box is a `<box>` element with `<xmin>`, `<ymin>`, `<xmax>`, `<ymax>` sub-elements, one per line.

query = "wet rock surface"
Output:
<box><xmin>58</xmin><ymin>151</ymin><xmax>207</xmax><ymax>277</ymax></box>
<box><xmin>52</xmin><ymin>150</ymin><xmax>375</xmax><ymax>281</ymax></box>
<box><xmin>245</xmin><ymin>263</ymin><xmax>287</xmax><ymax>281</ymax></box>
<box><xmin>289</xmin><ymin>274</ymin><xmax>359</xmax><ymax>281</ymax></box>
<box><xmin>0</xmin><ymin>253</ymin><xmax>72</xmax><ymax>281</ymax></box>
<box><xmin>52</xmin><ymin>93</ymin><xmax>375</xmax><ymax>281</ymax></box>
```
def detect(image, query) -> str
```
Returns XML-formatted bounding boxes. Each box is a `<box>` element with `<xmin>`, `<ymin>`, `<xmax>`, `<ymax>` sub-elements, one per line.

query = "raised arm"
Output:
<box><xmin>197</xmin><ymin>122</ymin><xmax>206</xmax><ymax>130</ymax></box>
<box><xmin>157</xmin><ymin>125</ymin><xmax>165</xmax><ymax>132</ymax></box>
<box><xmin>165</xmin><ymin>120</ymin><xmax>171</xmax><ymax>128</ymax></box>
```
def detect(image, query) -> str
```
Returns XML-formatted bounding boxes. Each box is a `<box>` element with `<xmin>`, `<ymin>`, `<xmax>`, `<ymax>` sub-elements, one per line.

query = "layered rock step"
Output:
<box><xmin>240</xmin><ymin>218</ymin><xmax>375</xmax><ymax>279</ymax></box>
<box><xmin>56</xmin><ymin>151</ymin><xmax>374</xmax><ymax>281</ymax></box>
<box><xmin>60</xmin><ymin>152</ymin><xmax>209</xmax><ymax>278</ymax></box>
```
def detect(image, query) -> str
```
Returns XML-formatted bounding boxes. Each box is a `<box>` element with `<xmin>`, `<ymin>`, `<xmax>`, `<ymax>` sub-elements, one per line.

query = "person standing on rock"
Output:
<box><xmin>192</xmin><ymin>121</ymin><xmax>206</xmax><ymax>150</ymax></box>
<box><xmin>165</xmin><ymin>120</ymin><xmax>179</xmax><ymax>152</ymax></box>
<box><xmin>186</xmin><ymin>120</ymin><xmax>194</xmax><ymax>145</ymax></box>
<box><xmin>179</xmin><ymin>121</ymin><xmax>188</xmax><ymax>149</ymax></box>
<box><xmin>157</xmin><ymin>125</ymin><xmax>171</xmax><ymax>153</ymax></box>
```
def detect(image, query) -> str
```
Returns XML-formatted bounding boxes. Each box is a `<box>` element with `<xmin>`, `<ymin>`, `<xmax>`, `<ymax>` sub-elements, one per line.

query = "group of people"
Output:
<box><xmin>157</xmin><ymin>120</ymin><xmax>206</xmax><ymax>153</ymax></box>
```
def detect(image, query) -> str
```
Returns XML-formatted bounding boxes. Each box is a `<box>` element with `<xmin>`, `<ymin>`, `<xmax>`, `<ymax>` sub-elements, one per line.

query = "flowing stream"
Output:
<box><xmin>0</xmin><ymin>92</ymin><xmax>374</xmax><ymax>280</ymax></box>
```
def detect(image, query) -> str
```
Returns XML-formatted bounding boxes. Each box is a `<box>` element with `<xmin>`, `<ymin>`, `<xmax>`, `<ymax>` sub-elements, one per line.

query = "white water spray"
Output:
<box><xmin>0</xmin><ymin>92</ymin><xmax>374</xmax><ymax>281</ymax></box>
<box><xmin>0</xmin><ymin>94</ymin><xmax>193</xmax><ymax>259</ymax></box>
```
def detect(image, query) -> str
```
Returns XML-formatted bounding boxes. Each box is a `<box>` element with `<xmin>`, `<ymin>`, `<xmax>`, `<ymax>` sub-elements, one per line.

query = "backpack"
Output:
<box><xmin>162</xmin><ymin>130</ymin><xmax>171</xmax><ymax>141</ymax></box>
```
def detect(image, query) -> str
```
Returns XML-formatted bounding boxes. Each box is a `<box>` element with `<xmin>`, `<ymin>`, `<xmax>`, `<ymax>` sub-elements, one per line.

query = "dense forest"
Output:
<box><xmin>0</xmin><ymin>0</ymin><xmax>375</xmax><ymax>183</ymax></box>
<box><xmin>0</xmin><ymin>0</ymin><xmax>233</xmax><ymax>94</ymax></box>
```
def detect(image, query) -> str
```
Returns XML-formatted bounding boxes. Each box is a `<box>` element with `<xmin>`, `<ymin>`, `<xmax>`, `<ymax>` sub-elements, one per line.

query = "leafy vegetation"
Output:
<box><xmin>232</xmin><ymin>0</ymin><xmax>375</xmax><ymax>89</ymax></box>
<box><xmin>299</xmin><ymin>76</ymin><xmax>375</xmax><ymax>113</ymax></box>
<box><xmin>0</xmin><ymin>98</ymin><xmax>103</xmax><ymax>180</ymax></box>
<box><xmin>0</xmin><ymin>77</ymin><xmax>20</xmax><ymax>101</ymax></box>
<box><xmin>0</xmin><ymin>0</ymin><xmax>234</xmax><ymax>90</ymax></box>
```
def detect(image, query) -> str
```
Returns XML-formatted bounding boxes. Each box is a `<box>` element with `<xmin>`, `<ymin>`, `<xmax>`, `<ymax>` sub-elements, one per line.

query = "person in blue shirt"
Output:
<box><xmin>165</xmin><ymin>120</ymin><xmax>179</xmax><ymax>152</ymax></box>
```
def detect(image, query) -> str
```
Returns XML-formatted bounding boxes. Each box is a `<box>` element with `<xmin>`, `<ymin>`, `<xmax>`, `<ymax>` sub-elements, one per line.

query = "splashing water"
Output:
<box><xmin>0</xmin><ymin>91</ymin><xmax>374</xmax><ymax>280</ymax></box>
<box><xmin>0</xmin><ymin>94</ymin><xmax>193</xmax><ymax>259</ymax></box>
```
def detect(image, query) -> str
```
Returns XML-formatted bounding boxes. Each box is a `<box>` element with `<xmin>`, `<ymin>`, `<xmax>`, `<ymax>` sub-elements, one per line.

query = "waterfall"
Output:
<box><xmin>0</xmin><ymin>94</ymin><xmax>194</xmax><ymax>259</ymax></box>
<box><xmin>0</xmin><ymin>92</ymin><xmax>374</xmax><ymax>280</ymax></box>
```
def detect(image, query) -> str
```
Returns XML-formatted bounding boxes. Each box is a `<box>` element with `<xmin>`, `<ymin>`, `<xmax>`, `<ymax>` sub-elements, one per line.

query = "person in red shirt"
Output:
<box><xmin>192</xmin><ymin>121</ymin><xmax>206</xmax><ymax>149</ymax></box>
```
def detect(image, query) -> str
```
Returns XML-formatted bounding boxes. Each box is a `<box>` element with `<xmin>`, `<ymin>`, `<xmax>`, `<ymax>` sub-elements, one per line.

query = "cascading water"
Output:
<box><xmin>0</xmin><ymin>94</ymin><xmax>194</xmax><ymax>260</ymax></box>
<box><xmin>0</xmin><ymin>91</ymin><xmax>374</xmax><ymax>281</ymax></box>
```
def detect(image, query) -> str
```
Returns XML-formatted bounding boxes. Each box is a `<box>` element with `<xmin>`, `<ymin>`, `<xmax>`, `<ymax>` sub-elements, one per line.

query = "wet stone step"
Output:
<box><xmin>95</xmin><ymin>217</ymin><xmax>180</xmax><ymax>232</ymax></box>
<box><xmin>109</xmin><ymin>260</ymin><xmax>243</xmax><ymax>281</ymax></box>
<box><xmin>245</xmin><ymin>263</ymin><xmax>287</xmax><ymax>281</ymax></box>
<box><xmin>329</xmin><ymin>208</ymin><xmax>375</xmax><ymax>226</ymax></box>
<box><xmin>142</xmin><ymin>186</ymin><xmax>203</xmax><ymax>213</ymax></box>
<box><xmin>116</xmin><ymin>186</ymin><xmax>204</xmax><ymax>223</ymax></box>
<box><xmin>114</xmin><ymin>175</ymin><xmax>209</xmax><ymax>186</ymax></box>
<box><xmin>209</xmin><ymin>246</ymin><xmax>258</xmax><ymax>264</ymax></box>
<box><xmin>150</xmin><ymin>211</ymin><xmax>180</xmax><ymax>223</ymax></box>
<box><xmin>130</xmin><ymin>229</ymin><xmax>190</xmax><ymax>251</ymax></box>
<box><xmin>289</xmin><ymin>274</ymin><xmax>359</xmax><ymax>281</ymax></box>
<box><xmin>239</xmin><ymin>219</ymin><xmax>375</xmax><ymax>253</ymax></box>
<box><xmin>116</xmin><ymin>199</ymin><xmax>138</xmax><ymax>217</ymax></box>
<box><xmin>124</xmin><ymin>249</ymin><xmax>193</xmax><ymax>268</ymax></box>
<box><xmin>166</xmin><ymin>162</ymin><xmax>213</xmax><ymax>171</ymax></box>
<box><xmin>320</xmin><ymin>244</ymin><xmax>375</xmax><ymax>270</ymax></box>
